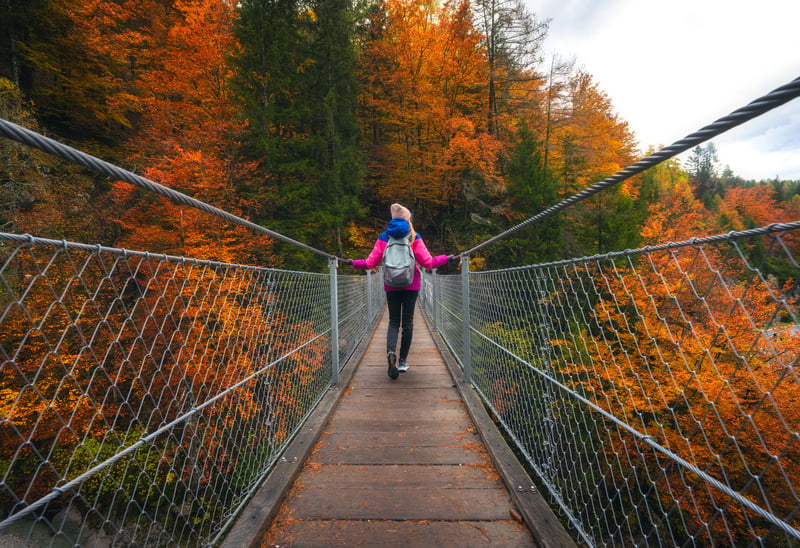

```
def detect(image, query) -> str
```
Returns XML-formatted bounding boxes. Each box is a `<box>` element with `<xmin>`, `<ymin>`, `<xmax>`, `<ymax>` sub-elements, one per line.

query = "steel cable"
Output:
<box><xmin>465</xmin><ymin>75</ymin><xmax>800</xmax><ymax>256</ymax></box>
<box><xmin>0</xmin><ymin>119</ymin><xmax>335</xmax><ymax>259</ymax></box>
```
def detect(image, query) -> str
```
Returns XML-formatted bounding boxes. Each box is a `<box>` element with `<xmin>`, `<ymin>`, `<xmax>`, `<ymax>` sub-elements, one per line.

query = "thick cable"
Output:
<box><xmin>465</xmin><ymin>75</ymin><xmax>800</xmax><ymax>256</ymax></box>
<box><xmin>469</xmin><ymin>326</ymin><xmax>800</xmax><ymax>541</ymax></box>
<box><xmin>490</xmin><ymin>221</ymin><xmax>800</xmax><ymax>273</ymax></box>
<box><xmin>0</xmin><ymin>119</ymin><xmax>335</xmax><ymax>259</ymax></box>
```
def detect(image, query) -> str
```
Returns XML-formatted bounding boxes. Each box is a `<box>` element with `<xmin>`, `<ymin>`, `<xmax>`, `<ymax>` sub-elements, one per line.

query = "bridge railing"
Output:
<box><xmin>0</xmin><ymin>233</ymin><xmax>381</xmax><ymax>547</ymax></box>
<box><xmin>422</xmin><ymin>222</ymin><xmax>800</xmax><ymax>546</ymax></box>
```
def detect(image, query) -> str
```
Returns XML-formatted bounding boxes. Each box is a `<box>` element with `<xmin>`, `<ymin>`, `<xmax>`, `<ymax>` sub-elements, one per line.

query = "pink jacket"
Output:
<box><xmin>353</xmin><ymin>234</ymin><xmax>449</xmax><ymax>291</ymax></box>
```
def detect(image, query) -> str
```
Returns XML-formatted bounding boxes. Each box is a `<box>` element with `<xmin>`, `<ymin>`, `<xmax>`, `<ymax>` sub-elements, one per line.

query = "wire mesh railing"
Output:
<box><xmin>422</xmin><ymin>222</ymin><xmax>800</xmax><ymax>546</ymax></box>
<box><xmin>338</xmin><ymin>269</ymin><xmax>385</xmax><ymax>368</ymax></box>
<box><xmin>0</xmin><ymin>233</ymin><xmax>382</xmax><ymax>547</ymax></box>
<box><xmin>421</xmin><ymin>268</ymin><xmax>463</xmax><ymax>362</ymax></box>
<box><xmin>1</xmin><ymin>66</ymin><xmax>797</xmax><ymax>548</ymax></box>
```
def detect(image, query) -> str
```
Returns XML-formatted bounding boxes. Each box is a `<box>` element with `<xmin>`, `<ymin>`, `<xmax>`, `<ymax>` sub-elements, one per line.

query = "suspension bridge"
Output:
<box><xmin>1</xmin><ymin>77</ymin><xmax>799</xmax><ymax>547</ymax></box>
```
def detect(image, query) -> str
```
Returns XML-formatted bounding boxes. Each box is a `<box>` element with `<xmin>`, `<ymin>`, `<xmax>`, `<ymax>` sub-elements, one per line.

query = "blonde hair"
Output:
<box><xmin>408</xmin><ymin>220</ymin><xmax>416</xmax><ymax>241</ymax></box>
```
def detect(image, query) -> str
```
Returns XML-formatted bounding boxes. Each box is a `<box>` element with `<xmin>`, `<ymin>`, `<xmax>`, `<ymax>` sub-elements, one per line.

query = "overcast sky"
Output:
<box><xmin>528</xmin><ymin>0</ymin><xmax>800</xmax><ymax>181</ymax></box>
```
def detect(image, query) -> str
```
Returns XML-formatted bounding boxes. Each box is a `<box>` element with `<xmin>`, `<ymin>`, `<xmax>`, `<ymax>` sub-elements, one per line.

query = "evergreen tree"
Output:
<box><xmin>499</xmin><ymin>124</ymin><xmax>561</xmax><ymax>266</ymax></box>
<box><xmin>686</xmin><ymin>142</ymin><xmax>721</xmax><ymax>206</ymax></box>
<box><xmin>596</xmin><ymin>190</ymin><xmax>641</xmax><ymax>252</ymax></box>
<box><xmin>0</xmin><ymin>0</ymin><xmax>32</xmax><ymax>88</ymax></box>
<box><xmin>233</xmin><ymin>0</ymin><xmax>309</xmax><ymax>237</ymax></box>
<box><xmin>233</xmin><ymin>0</ymin><xmax>363</xmax><ymax>266</ymax></box>
<box><xmin>306</xmin><ymin>0</ymin><xmax>364</xmax><ymax>257</ymax></box>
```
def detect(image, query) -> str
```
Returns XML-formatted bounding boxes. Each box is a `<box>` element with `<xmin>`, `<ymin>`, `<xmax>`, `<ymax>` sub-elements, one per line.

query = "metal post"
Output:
<box><xmin>460</xmin><ymin>255</ymin><xmax>471</xmax><ymax>383</ymax></box>
<box><xmin>431</xmin><ymin>268</ymin><xmax>438</xmax><ymax>332</ymax></box>
<box><xmin>329</xmin><ymin>258</ymin><xmax>340</xmax><ymax>385</ymax></box>
<box><xmin>365</xmin><ymin>269</ymin><xmax>373</xmax><ymax>333</ymax></box>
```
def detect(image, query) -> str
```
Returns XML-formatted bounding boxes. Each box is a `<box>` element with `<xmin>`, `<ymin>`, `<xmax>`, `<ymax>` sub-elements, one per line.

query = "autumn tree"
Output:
<box><xmin>0</xmin><ymin>0</ymin><xmax>146</xmax><ymax>242</ymax></box>
<box><xmin>548</xmin><ymin>71</ymin><xmax>640</xmax><ymax>256</ymax></box>
<box><xmin>713</xmin><ymin>183</ymin><xmax>779</xmax><ymax>231</ymax></box>
<box><xmin>359</xmin><ymin>0</ymin><xmax>504</xmax><ymax>249</ymax></box>
<box><xmin>536</xmin><ymin>163</ymin><xmax>800</xmax><ymax>544</ymax></box>
<box><xmin>780</xmin><ymin>193</ymin><xmax>800</xmax><ymax>272</ymax></box>
<box><xmin>713</xmin><ymin>183</ymin><xmax>798</xmax><ymax>282</ymax></box>
<box><xmin>106</xmin><ymin>0</ymin><xmax>270</xmax><ymax>265</ymax></box>
<box><xmin>640</xmin><ymin>161</ymin><xmax>709</xmax><ymax>245</ymax></box>
<box><xmin>1</xmin><ymin>3</ymin><xmax>322</xmax><ymax>528</ymax></box>
<box><xmin>471</xmin><ymin>0</ymin><xmax>549</xmax><ymax>139</ymax></box>
<box><xmin>577</xmin><ymin>216</ymin><xmax>800</xmax><ymax>543</ymax></box>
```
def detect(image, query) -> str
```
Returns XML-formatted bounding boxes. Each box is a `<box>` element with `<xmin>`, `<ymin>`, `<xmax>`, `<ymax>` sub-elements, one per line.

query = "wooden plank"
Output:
<box><xmin>310</xmin><ymin>443</ymin><xmax>486</xmax><ymax>465</ymax></box>
<box><xmin>341</xmin><ymin>387</ymin><xmax>459</xmax><ymax>403</ymax></box>
<box><xmin>321</xmin><ymin>417</ymin><xmax>471</xmax><ymax>433</ymax></box>
<box><xmin>313</xmin><ymin>428</ymin><xmax>481</xmax><ymax>448</ymax></box>
<box><xmin>294</xmin><ymin>464</ymin><xmax>502</xmax><ymax>489</ymax></box>
<box><xmin>348</xmin><ymin>371</ymin><xmax>455</xmax><ymax>389</ymax></box>
<box><xmin>330</xmin><ymin>404</ymin><xmax>467</xmax><ymax>421</ymax></box>
<box><xmin>281</xmin><ymin>486</ymin><xmax>515</xmax><ymax>521</ymax></box>
<box><xmin>262</xmin><ymin>519</ymin><xmax>534</xmax><ymax>548</ymax></box>
<box><xmin>333</xmin><ymin>391</ymin><xmax>465</xmax><ymax>407</ymax></box>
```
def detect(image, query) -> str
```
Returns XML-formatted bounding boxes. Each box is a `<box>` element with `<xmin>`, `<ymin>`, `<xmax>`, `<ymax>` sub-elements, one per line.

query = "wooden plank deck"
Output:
<box><xmin>260</xmin><ymin>309</ymin><xmax>535</xmax><ymax>547</ymax></box>
<box><xmin>224</xmin><ymin>307</ymin><xmax>575</xmax><ymax>548</ymax></box>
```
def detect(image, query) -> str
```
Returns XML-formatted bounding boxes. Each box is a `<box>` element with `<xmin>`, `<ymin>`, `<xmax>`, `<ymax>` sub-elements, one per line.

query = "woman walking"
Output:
<box><xmin>345</xmin><ymin>204</ymin><xmax>456</xmax><ymax>379</ymax></box>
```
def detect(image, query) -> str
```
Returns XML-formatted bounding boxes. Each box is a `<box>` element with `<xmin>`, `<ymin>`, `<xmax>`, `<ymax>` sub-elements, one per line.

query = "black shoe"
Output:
<box><xmin>387</xmin><ymin>351</ymin><xmax>399</xmax><ymax>380</ymax></box>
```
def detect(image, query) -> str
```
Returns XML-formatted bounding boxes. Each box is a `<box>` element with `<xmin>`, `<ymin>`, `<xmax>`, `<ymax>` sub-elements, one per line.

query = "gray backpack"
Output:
<box><xmin>382</xmin><ymin>235</ymin><xmax>416</xmax><ymax>288</ymax></box>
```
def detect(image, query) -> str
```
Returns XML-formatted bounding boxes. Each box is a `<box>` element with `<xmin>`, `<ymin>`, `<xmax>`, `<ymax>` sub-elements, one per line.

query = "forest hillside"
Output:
<box><xmin>1</xmin><ymin>0</ymin><xmax>798</xmax><ymax>272</ymax></box>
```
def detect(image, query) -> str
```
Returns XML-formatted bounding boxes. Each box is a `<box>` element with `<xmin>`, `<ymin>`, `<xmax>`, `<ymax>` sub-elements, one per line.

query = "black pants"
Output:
<box><xmin>386</xmin><ymin>290</ymin><xmax>418</xmax><ymax>361</ymax></box>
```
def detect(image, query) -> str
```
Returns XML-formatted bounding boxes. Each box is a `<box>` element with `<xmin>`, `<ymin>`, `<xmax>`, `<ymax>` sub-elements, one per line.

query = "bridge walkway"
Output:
<box><xmin>237</xmin><ymin>307</ymin><xmax>571</xmax><ymax>547</ymax></box>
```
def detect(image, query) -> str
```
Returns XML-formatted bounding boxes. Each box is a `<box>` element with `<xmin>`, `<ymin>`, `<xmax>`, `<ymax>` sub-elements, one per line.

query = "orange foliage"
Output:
<box><xmin>641</xmin><ymin>175</ymin><xmax>711</xmax><ymax>244</ymax></box>
<box><xmin>0</xmin><ymin>0</ymin><xmax>321</xmax><ymax>515</ymax></box>
<box><xmin>715</xmin><ymin>185</ymin><xmax>781</xmax><ymax>231</ymax></box>
<box><xmin>360</xmin><ymin>0</ymin><xmax>503</xmax><ymax>210</ymax></box>
<box><xmin>103</xmin><ymin>0</ymin><xmax>267</xmax><ymax>264</ymax></box>
<box><xmin>576</xmin><ymin>235</ymin><xmax>800</xmax><ymax>542</ymax></box>
<box><xmin>0</xmin><ymin>246</ymin><xmax>331</xmax><ymax>507</ymax></box>
<box><xmin>548</xmin><ymin>72</ymin><xmax>638</xmax><ymax>198</ymax></box>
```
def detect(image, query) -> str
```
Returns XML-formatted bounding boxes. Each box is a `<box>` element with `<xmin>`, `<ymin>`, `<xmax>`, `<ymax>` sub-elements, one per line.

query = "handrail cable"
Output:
<box><xmin>0</xmin><ymin>232</ymin><xmax>318</xmax><ymax>276</ymax></box>
<box><xmin>493</xmin><ymin>221</ymin><xmax>800</xmax><ymax>273</ymax></box>
<box><xmin>0</xmin><ymin>315</ymin><xmax>329</xmax><ymax>531</ymax></box>
<box><xmin>470</xmin><ymin>317</ymin><xmax>800</xmax><ymax>541</ymax></box>
<box><xmin>465</xmin><ymin>75</ymin><xmax>800</xmax><ymax>256</ymax></box>
<box><xmin>0</xmin><ymin>118</ymin><xmax>335</xmax><ymax>260</ymax></box>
